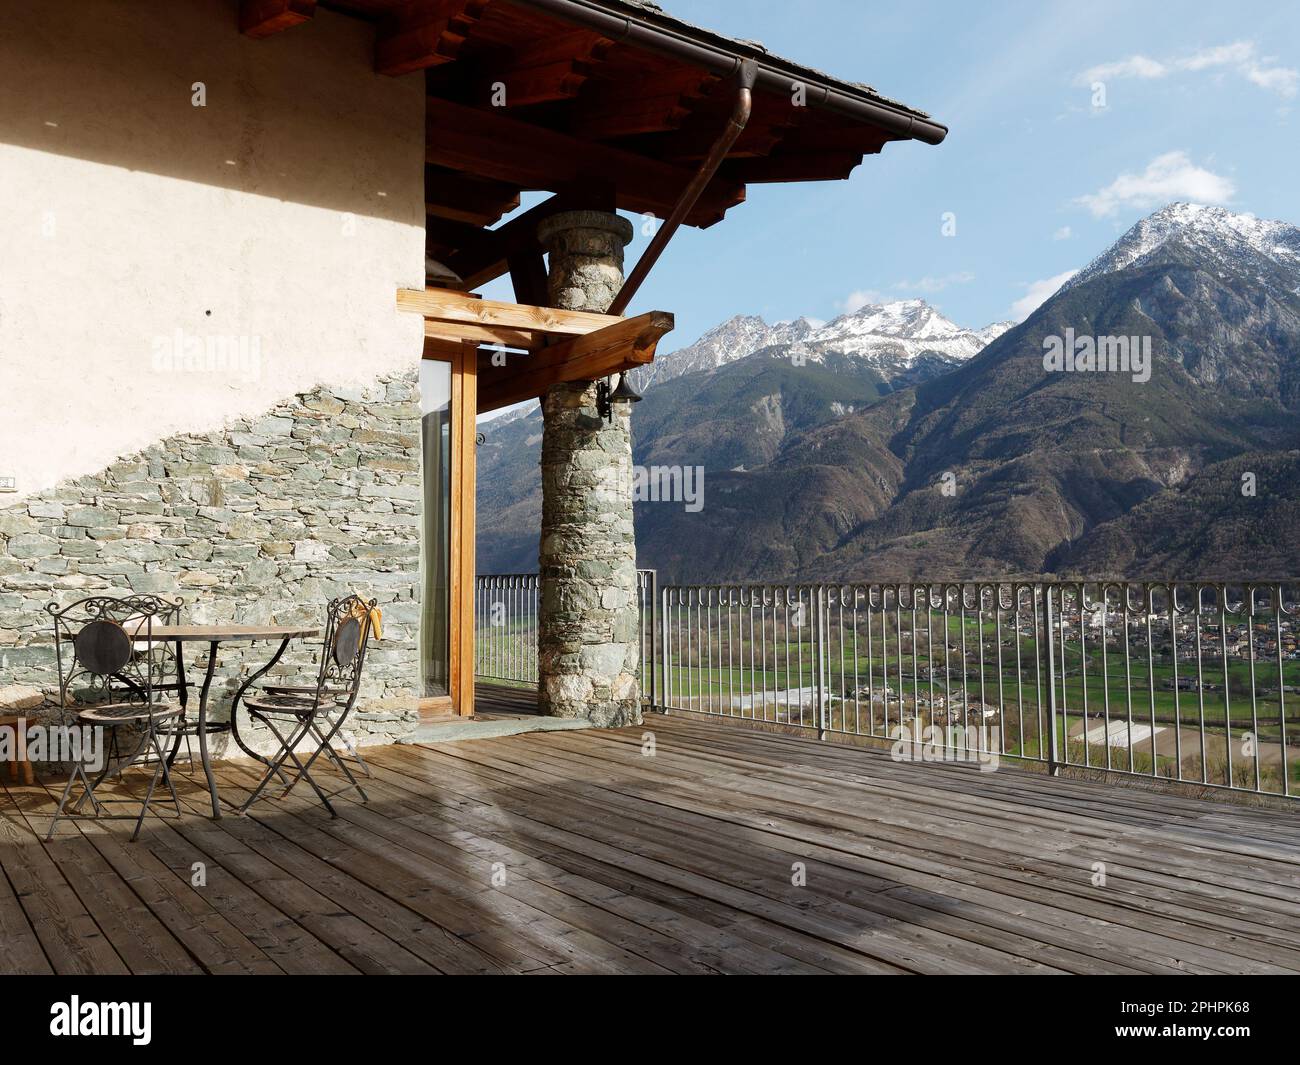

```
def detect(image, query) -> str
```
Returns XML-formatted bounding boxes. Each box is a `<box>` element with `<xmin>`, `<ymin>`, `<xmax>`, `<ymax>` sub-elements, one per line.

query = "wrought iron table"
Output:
<box><xmin>150</xmin><ymin>624</ymin><xmax>320</xmax><ymax>819</ymax></box>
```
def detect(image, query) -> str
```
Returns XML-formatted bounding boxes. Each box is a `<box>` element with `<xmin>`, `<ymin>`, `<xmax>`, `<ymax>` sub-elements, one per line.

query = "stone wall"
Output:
<box><xmin>0</xmin><ymin>371</ymin><xmax>423</xmax><ymax>757</ymax></box>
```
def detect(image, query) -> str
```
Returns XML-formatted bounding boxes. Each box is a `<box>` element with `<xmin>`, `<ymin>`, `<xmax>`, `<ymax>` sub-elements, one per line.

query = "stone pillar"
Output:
<box><xmin>535</xmin><ymin>210</ymin><xmax>640</xmax><ymax>727</ymax></box>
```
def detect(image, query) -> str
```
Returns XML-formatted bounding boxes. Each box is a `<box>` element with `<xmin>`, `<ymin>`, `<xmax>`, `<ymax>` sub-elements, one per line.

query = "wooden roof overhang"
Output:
<box><xmin>244</xmin><ymin>0</ymin><xmax>949</xmax><ymax>294</ymax></box>
<box><xmin>247</xmin><ymin>1</ymin><xmax>944</xmax><ymax>406</ymax></box>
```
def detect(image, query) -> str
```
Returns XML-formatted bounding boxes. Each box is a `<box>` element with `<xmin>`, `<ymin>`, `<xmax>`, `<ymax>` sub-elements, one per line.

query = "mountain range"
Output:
<box><xmin>478</xmin><ymin>203</ymin><xmax>1300</xmax><ymax>582</ymax></box>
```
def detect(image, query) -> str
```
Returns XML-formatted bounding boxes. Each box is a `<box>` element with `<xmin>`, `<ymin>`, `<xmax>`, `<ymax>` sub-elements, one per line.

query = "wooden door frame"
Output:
<box><xmin>420</xmin><ymin>340</ymin><xmax>476</xmax><ymax>719</ymax></box>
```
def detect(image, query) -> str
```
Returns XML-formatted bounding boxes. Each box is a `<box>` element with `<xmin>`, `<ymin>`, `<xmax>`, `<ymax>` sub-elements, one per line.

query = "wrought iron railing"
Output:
<box><xmin>476</xmin><ymin>576</ymin><xmax>1298</xmax><ymax>799</ymax></box>
<box><xmin>474</xmin><ymin>570</ymin><xmax>658</xmax><ymax>710</ymax></box>
<box><xmin>657</xmin><ymin>582</ymin><xmax>1298</xmax><ymax>799</ymax></box>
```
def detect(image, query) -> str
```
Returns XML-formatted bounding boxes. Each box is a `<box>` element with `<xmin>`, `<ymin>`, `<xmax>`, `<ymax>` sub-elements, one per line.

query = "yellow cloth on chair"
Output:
<box><xmin>347</xmin><ymin>597</ymin><xmax>382</xmax><ymax>640</ymax></box>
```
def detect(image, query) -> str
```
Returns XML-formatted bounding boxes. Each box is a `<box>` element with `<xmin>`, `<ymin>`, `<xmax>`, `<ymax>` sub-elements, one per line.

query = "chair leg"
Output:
<box><xmin>130</xmin><ymin>730</ymin><xmax>180</xmax><ymax>843</ymax></box>
<box><xmin>45</xmin><ymin>763</ymin><xmax>85</xmax><ymax>841</ymax></box>
<box><xmin>236</xmin><ymin>715</ymin><xmax>312</xmax><ymax>814</ymax></box>
<box><xmin>321</xmin><ymin>713</ymin><xmax>372</xmax><ymax>778</ymax></box>
<box><xmin>307</xmin><ymin>720</ymin><xmax>368</xmax><ymax>802</ymax></box>
<box><xmin>271</xmin><ymin>720</ymin><xmax>340</xmax><ymax>816</ymax></box>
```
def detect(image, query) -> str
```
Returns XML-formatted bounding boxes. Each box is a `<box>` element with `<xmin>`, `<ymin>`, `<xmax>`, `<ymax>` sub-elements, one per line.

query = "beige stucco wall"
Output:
<box><xmin>0</xmin><ymin>0</ymin><xmax>426</xmax><ymax>501</ymax></box>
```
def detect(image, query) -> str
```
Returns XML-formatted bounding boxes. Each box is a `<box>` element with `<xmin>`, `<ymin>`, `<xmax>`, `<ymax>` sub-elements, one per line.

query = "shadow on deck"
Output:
<box><xmin>2</xmin><ymin>698</ymin><xmax>1298</xmax><ymax>974</ymax></box>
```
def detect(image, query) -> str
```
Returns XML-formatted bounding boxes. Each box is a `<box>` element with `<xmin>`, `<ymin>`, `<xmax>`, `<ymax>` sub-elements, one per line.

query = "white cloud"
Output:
<box><xmin>839</xmin><ymin>289</ymin><xmax>884</xmax><ymax>313</ymax></box>
<box><xmin>891</xmin><ymin>271</ymin><xmax>976</xmax><ymax>294</ymax></box>
<box><xmin>1010</xmin><ymin>269</ymin><xmax>1079</xmax><ymax>322</ymax></box>
<box><xmin>1074</xmin><ymin>151</ymin><xmax>1235</xmax><ymax>218</ymax></box>
<box><xmin>1053</xmin><ymin>225</ymin><xmax>1073</xmax><ymax>241</ymax></box>
<box><xmin>1078</xmin><ymin>41</ymin><xmax>1297</xmax><ymax>98</ymax></box>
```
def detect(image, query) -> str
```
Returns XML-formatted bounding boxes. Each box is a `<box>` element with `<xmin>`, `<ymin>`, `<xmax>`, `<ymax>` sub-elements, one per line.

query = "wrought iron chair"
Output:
<box><xmin>236</xmin><ymin>595</ymin><xmax>375</xmax><ymax>817</ymax></box>
<box><xmin>45</xmin><ymin>595</ymin><xmax>185</xmax><ymax>842</ymax></box>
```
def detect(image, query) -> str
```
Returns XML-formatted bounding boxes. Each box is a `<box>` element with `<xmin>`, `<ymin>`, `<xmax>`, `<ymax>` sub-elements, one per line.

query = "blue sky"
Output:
<box><xmin>481</xmin><ymin>0</ymin><xmax>1299</xmax><ymax>350</ymax></box>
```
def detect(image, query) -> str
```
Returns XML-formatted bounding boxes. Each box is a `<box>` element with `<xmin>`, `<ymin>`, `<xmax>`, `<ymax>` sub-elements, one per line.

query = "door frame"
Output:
<box><xmin>421</xmin><ymin>338</ymin><xmax>477</xmax><ymax>718</ymax></box>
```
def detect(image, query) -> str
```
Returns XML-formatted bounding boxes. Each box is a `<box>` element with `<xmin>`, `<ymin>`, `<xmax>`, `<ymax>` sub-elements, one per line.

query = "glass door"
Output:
<box><xmin>420</xmin><ymin>359</ymin><xmax>452</xmax><ymax>698</ymax></box>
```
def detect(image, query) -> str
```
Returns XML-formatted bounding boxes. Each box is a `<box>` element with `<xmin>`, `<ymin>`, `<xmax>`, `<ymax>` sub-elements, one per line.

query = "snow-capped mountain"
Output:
<box><xmin>1063</xmin><ymin>202</ymin><xmax>1300</xmax><ymax>295</ymax></box>
<box><xmin>636</xmin><ymin>299</ymin><xmax>1012</xmax><ymax>390</ymax></box>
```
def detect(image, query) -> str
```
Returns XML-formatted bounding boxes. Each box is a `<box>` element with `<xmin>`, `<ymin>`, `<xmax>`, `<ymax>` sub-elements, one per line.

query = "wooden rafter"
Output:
<box><xmin>239</xmin><ymin>0</ymin><xmax>316</xmax><ymax>38</ymax></box>
<box><xmin>425</xmin><ymin>166</ymin><xmax>520</xmax><ymax>227</ymax></box>
<box><xmin>429</xmin><ymin>30</ymin><xmax>617</xmax><ymax>107</ymax></box>
<box><xmin>425</xmin><ymin>96</ymin><xmax>745</xmax><ymax>229</ymax></box>
<box><xmin>477</xmin><ymin>311</ymin><xmax>673</xmax><ymax>412</ymax></box>
<box><xmin>375</xmin><ymin>0</ymin><xmax>488</xmax><ymax>77</ymax></box>
<box><xmin>569</xmin><ymin>67</ymin><xmax>721</xmax><ymax>139</ymax></box>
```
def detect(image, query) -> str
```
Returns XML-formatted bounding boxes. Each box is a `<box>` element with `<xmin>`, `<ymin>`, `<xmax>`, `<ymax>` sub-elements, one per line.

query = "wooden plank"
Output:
<box><xmin>0</xmin><ymin>795</ymin><xmax>129</xmax><ymax>974</ymax></box>
<box><xmin>398</xmin><ymin>288</ymin><xmax>623</xmax><ymax>337</ymax></box>
<box><xmin>0</xmin><ymin>784</ymin><xmax>196</xmax><ymax>974</ymax></box>
<box><xmin>424</xmin><ymin>317</ymin><xmax>539</xmax><ymax>349</ymax></box>
<box><xmin>239</xmin><ymin>0</ymin><xmax>316</xmax><ymax>38</ymax></box>
<box><xmin>477</xmin><ymin>310</ymin><xmax>672</xmax><ymax>412</ymax></box>
<box><xmin>4</xmin><ymin>691</ymin><xmax>1300</xmax><ymax>975</ymax></box>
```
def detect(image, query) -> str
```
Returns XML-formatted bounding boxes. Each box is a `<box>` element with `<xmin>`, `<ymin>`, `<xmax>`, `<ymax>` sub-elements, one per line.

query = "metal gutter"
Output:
<box><xmin>510</xmin><ymin>0</ymin><xmax>948</xmax><ymax>144</ymax></box>
<box><xmin>608</xmin><ymin>60</ymin><xmax>756</xmax><ymax>316</ymax></box>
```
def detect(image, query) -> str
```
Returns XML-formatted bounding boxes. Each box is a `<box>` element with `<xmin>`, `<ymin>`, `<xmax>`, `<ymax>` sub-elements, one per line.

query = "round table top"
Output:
<box><xmin>149</xmin><ymin>624</ymin><xmax>320</xmax><ymax>642</ymax></box>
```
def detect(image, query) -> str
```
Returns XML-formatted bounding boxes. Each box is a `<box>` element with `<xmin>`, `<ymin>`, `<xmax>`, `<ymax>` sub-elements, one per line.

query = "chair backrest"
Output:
<box><xmin>46</xmin><ymin>595</ymin><xmax>181</xmax><ymax>712</ymax></box>
<box><xmin>311</xmin><ymin>594</ymin><xmax>377</xmax><ymax>710</ymax></box>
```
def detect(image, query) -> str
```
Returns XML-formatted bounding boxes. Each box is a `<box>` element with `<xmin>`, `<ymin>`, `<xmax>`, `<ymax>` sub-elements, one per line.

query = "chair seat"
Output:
<box><xmin>262</xmin><ymin>684</ymin><xmax>347</xmax><ymax>698</ymax></box>
<box><xmin>77</xmin><ymin>701</ymin><xmax>182</xmax><ymax>724</ymax></box>
<box><xmin>244</xmin><ymin>694</ymin><xmax>328</xmax><ymax>718</ymax></box>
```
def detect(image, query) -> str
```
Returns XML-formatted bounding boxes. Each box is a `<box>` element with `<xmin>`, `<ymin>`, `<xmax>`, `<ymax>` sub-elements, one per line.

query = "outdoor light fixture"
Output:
<box><xmin>596</xmin><ymin>373</ymin><xmax>643</xmax><ymax>422</ymax></box>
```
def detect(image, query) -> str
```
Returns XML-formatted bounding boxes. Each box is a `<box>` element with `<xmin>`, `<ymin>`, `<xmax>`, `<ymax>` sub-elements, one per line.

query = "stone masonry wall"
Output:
<box><xmin>0</xmin><ymin>370</ymin><xmax>423</xmax><ymax>758</ymax></box>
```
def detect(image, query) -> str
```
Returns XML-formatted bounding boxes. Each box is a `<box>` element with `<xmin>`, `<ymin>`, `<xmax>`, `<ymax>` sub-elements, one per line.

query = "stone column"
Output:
<box><xmin>535</xmin><ymin>210</ymin><xmax>640</xmax><ymax>727</ymax></box>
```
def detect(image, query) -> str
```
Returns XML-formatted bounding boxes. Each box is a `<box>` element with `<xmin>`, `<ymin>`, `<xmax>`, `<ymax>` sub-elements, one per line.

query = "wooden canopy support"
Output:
<box><xmin>397</xmin><ymin>288</ymin><xmax>673</xmax><ymax>413</ymax></box>
<box><xmin>239</xmin><ymin>0</ymin><xmax>316</xmax><ymax>37</ymax></box>
<box><xmin>476</xmin><ymin>311</ymin><xmax>672</xmax><ymax>412</ymax></box>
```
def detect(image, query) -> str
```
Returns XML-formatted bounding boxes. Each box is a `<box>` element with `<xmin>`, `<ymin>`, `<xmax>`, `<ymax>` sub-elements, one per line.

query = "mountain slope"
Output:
<box><xmin>631</xmin><ymin>203</ymin><xmax>1300</xmax><ymax>582</ymax></box>
<box><xmin>477</xmin><ymin>298</ymin><xmax>1006</xmax><ymax>573</ymax></box>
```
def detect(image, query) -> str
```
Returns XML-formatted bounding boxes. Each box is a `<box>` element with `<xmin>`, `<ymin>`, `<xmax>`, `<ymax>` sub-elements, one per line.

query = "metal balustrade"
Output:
<box><xmin>658</xmin><ymin>581</ymin><xmax>1299</xmax><ymax>798</ymax></box>
<box><xmin>477</xmin><ymin>575</ymin><xmax>1299</xmax><ymax>798</ymax></box>
<box><xmin>474</xmin><ymin>570</ymin><xmax>658</xmax><ymax>711</ymax></box>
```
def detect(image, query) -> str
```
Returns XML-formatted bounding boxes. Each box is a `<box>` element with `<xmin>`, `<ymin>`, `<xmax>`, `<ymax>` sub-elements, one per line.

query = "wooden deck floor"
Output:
<box><xmin>2</xmin><ymin>697</ymin><xmax>1299</xmax><ymax>974</ymax></box>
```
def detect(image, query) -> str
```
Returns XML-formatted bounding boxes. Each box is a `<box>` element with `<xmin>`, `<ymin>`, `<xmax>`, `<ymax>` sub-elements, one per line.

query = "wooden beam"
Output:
<box><xmin>424</xmin><ymin>318</ymin><xmax>539</xmax><ymax>349</ymax></box>
<box><xmin>239</xmin><ymin>0</ymin><xmax>316</xmax><ymax>38</ymax></box>
<box><xmin>439</xmin><ymin>188</ymin><xmax>599</xmax><ymax>290</ymax></box>
<box><xmin>570</xmin><ymin>94</ymin><xmax>698</xmax><ymax>139</ymax></box>
<box><xmin>398</xmin><ymin>289</ymin><xmax>625</xmax><ymax>337</ymax></box>
<box><xmin>425</xmin><ymin>96</ymin><xmax>745</xmax><ymax>232</ymax></box>
<box><xmin>507</xmin><ymin>249</ymin><xmax>549</xmax><ymax>307</ymax></box>
<box><xmin>569</xmin><ymin>68</ymin><xmax>720</xmax><ymax>139</ymax></box>
<box><xmin>477</xmin><ymin>310</ymin><xmax>673</xmax><ymax>412</ymax></box>
<box><xmin>425</xmin><ymin>166</ymin><xmax>519</xmax><ymax>227</ymax></box>
<box><xmin>426</xmin><ymin>29</ymin><xmax>614</xmax><ymax>107</ymax></box>
<box><xmin>376</xmin><ymin>0</ymin><xmax>487</xmax><ymax>77</ymax></box>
